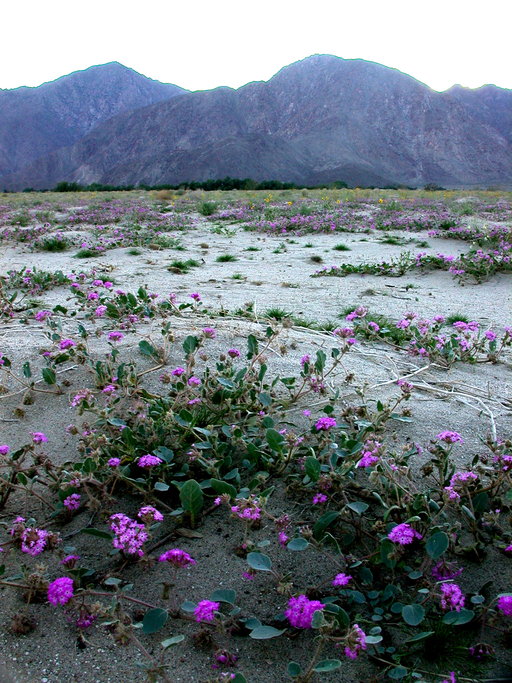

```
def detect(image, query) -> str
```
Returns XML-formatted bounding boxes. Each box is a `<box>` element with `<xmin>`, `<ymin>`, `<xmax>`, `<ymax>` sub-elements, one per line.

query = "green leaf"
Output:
<box><xmin>388</xmin><ymin>666</ymin><xmax>408</xmax><ymax>679</ymax></box>
<box><xmin>287</xmin><ymin>662</ymin><xmax>302</xmax><ymax>677</ymax></box>
<box><xmin>209</xmin><ymin>478</ymin><xmax>237</xmax><ymax>499</ymax></box>
<box><xmin>305</xmin><ymin>456</ymin><xmax>321</xmax><ymax>482</ymax></box>
<box><xmin>286</xmin><ymin>538</ymin><xmax>309</xmax><ymax>551</ymax></box>
<box><xmin>266</xmin><ymin>428</ymin><xmax>285</xmax><ymax>452</ymax></box>
<box><xmin>182</xmin><ymin>335</ymin><xmax>198</xmax><ymax>356</ymax></box>
<box><xmin>313</xmin><ymin>660</ymin><xmax>341</xmax><ymax>673</ymax></box>
<box><xmin>142</xmin><ymin>608</ymin><xmax>168</xmax><ymax>634</ymax></box>
<box><xmin>247</xmin><ymin>552</ymin><xmax>272</xmax><ymax>572</ymax></box>
<box><xmin>104</xmin><ymin>577</ymin><xmax>122</xmax><ymax>586</ymax></box>
<box><xmin>313</xmin><ymin>511</ymin><xmax>340</xmax><ymax>541</ymax></box>
<box><xmin>161</xmin><ymin>634</ymin><xmax>185</xmax><ymax>648</ymax></box>
<box><xmin>247</xmin><ymin>334</ymin><xmax>258</xmax><ymax>359</ymax></box>
<box><xmin>405</xmin><ymin>631</ymin><xmax>434</xmax><ymax>643</ymax></box>
<box><xmin>346</xmin><ymin>501</ymin><xmax>369</xmax><ymax>515</ymax></box>
<box><xmin>210</xmin><ymin>589</ymin><xmax>236</xmax><ymax>605</ymax></box>
<box><xmin>314</xmin><ymin>349</ymin><xmax>326</xmax><ymax>373</ymax></box>
<box><xmin>41</xmin><ymin>368</ymin><xmax>56</xmax><ymax>385</ymax></box>
<box><xmin>154</xmin><ymin>481</ymin><xmax>170</xmax><ymax>492</ymax></box>
<box><xmin>22</xmin><ymin>361</ymin><xmax>32</xmax><ymax>378</ymax></box>
<box><xmin>442</xmin><ymin>609</ymin><xmax>474</xmax><ymax>625</ymax></box>
<box><xmin>425</xmin><ymin>531</ymin><xmax>449</xmax><ymax>560</ymax></box>
<box><xmin>180</xmin><ymin>601</ymin><xmax>197</xmax><ymax>613</ymax></box>
<box><xmin>179</xmin><ymin>479</ymin><xmax>204</xmax><ymax>519</ymax></box>
<box><xmin>138</xmin><ymin>340</ymin><xmax>159</xmax><ymax>358</ymax></box>
<box><xmin>81</xmin><ymin>528</ymin><xmax>114</xmax><ymax>540</ymax></box>
<box><xmin>311</xmin><ymin>610</ymin><xmax>325</xmax><ymax>628</ymax></box>
<box><xmin>380</xmin><ymin>538</ymin><xmax>397</xmax><ymax>568</ymax></box>
<box><xmin>249</xmin><ymin>625</ymin><xmax>285</xmax><ymax>639</ymax></box>
<box><xmin>402</xmin><ymin>604</ymin><xmax>425</xmax><ymax>626</ymax></box>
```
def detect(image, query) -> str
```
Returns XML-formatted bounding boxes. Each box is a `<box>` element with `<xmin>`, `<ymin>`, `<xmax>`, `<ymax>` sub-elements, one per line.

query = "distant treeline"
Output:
<box><xmin>14</xmin><ymin>177</ymin><xmax>430</xmax><ymax>193</ymax></box>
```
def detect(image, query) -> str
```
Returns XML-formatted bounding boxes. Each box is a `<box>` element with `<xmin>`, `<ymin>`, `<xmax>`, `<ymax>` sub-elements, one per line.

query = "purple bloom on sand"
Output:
<box><xmin>194</xmin><ymin>600</ymin><xmax>219</xmax><ymax>622</ymax></box>
<box><xmin>315</xmin><ymin>417</ymin><xmax>337</xmax><ymax>431</ymax></box>
<box><xmin>48</xmin><ymin>577</ymin><xmax>74</xmax><ymax>605</ymax></box>
<box><xmin>388</xmin><ymin>523</ymin><xmax>422</xmax><ymax>545</ymax></box>
<box><xmin>158</xmin><ymin>548</ymin><xmax>196</xmax><ymax>567</ymax></box>
<box><xmin>137</xmin><ymin>454</ymin><xmax>163</xmax><ymax>468</ymax></box>
<box><xmin>497</xmin><ymin>595</ymin><xmax>512</xmax><ymax>617</ymax></box>
<box><xmin>332</xmin><ymin>573</ymin><xmax>352</xmax><ymax>587</ymax></box>
<box><xmin>63</xmin><ymin>494</ymin><xmax>81</xmax><ymax>511</ymax></box>
<box><xmin>285</xmin><ymin>594</ymin><xmax>324</xmax><ymax>629</ymax></box>
<box><xmin>31</xmin><ymin>432</ymin><xmax>48</xmax><ymax>444</ymax></box>
<box><xmin>436</xmin><ymin>431</ymin><xmax>464</xmax><ymax>444</ymax></box>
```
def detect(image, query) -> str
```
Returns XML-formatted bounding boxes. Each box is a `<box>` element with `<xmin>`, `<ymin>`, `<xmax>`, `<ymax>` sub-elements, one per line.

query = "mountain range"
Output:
<box><xmin>1</xmin><ymin>55</ymin><xmax>511</xmax><ymax>190</ymax></box>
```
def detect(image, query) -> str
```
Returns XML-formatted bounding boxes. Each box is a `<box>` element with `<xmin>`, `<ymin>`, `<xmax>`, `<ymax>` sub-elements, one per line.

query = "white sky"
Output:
<box><xmin>1</xmin><ymin>0</ymin><xmax>511</xmax><ymax>92</ymax></box>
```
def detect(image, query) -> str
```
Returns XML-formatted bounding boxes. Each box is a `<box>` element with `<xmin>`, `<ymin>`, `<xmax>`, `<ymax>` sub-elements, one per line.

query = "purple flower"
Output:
<box><xmin>388</xmin><ymin>523</ymin><xmax>422</xmax><ymax>545</ymax></box>
<box><xmin>332</xmin><ymin>573</ymin><xmax>352</xmax><ymax>587</ymax></box>
<box><xmin>190</xmin><ymin>292</ymin><xmax>201</xmax><ymax>302</ymax></box>
<box><xmin>285</xmin><ymin>594</ymin><xmax>324</xmax><ymax>629</ymax></box>
<box><xmin>107</xmin><ymin>457</ymin><xmax>121</xmax><ymax>467</ymax></box>
<box><xmin>440</xmin><ymin>583</ymin><xmax>465</xmax><ymax>612</ymax></box>
<box><xmin>312</xmin><ymin>493</ymin><xmax>328</xmax><ymax>504</ymax></box>
<box><xmin>34</xmin><ymin>310</ymin><xmax>52</xmax><ymax>321</ymax></box>
<box><xmin>21</xmin><ymin>528</ymin><xmax>49</xmax><ymax>555</ymax></box>
<box><xmin>95</xmin><ymin>305</ymin><xmax>108</xmax><ymax>317</ymax></box>
<box><xmin>497</xmin><ymin>595</ymin><xmax>512</xmax><ymax>617</ymax></box>
<box><xmin>187</xmin><ymin>376</ymin><xmax>201</xmax><ymax>386</ymax></box>
<box><xmin>48</xmin><ymin>577</ymin><xmax>74</xmax><ymax>605</ymax></box>
<box><xmin>344</xmin><ymin>623</ymin><xmax>367</xmax><ymax>659</ymax></box>
<box><xmin>107</xmin><ymin>331</ymin><xmax>124</xmax><ymax>342</ymax></box>
<box><xmin>300</xmin><ymin>354</ymin><xmax>311</xmax><ymax>366</ymax></box>
<box><xmin>109</xmin><ymin>513</ymin><xmax>148</xmax><ymax>556</ymax></box>
<box><xmin>60</xmin><ymin>554</ymin><xmax>80</xmax><ymax>568</ymax></box>
<box><xmin>137</xmin><ymin>454</ymin><xmax>163</xmax><ymax>468</ymax></box>
<box><xmin>31</xmin><ymin>432</ymin><xmax>48</xmax><ymax>444</ymax></box>
<box><xmin>172</xmin><ymin>367</ymin><xmax>185</xmax><ymax>376</ymax></box>
<box><xmin>59</xmin><ymin>338</ymin><xmax>76</xmax><ymax>350</ymax></box>
<box><xmin>315</xmin><ymin>416</ymin><xmax>337</xmax><ymax>431</ymax></box>
<box><xmin>227</xmin><ymin>348</ymin><xmax>240</xmax><ymax>358</ymax></box>
<box><xmin>158</xmin><ymin>548</ymin><xmax>196</xmax><ymax>567</ymax></box>
<box><xmin>0</xmin><ymin>445</ymin><xmax>9</xmax><ymax>455</ymax></box>
<box><xmin>138</xmin><ymin>506</ymin><xmax>164</xmax><ymax>523</ymax></box>
<box><xmin>194</xmin><ymin>599</ymin><xmax>219</xmax><ymax>622</ymax></box>
<box><xmin>436</xmin><ymin>431</ymin><xmax>464</xmax><ymax>444</ymax></box>
<box><xmin>202</xmin><ymin>327</ymin><xmax>216</xmax><ymax>338</ymax></box>
<box><xmin>63</xmin><ymin>494</ymin><xmax>81</xmax><ymax>511</ymax></box>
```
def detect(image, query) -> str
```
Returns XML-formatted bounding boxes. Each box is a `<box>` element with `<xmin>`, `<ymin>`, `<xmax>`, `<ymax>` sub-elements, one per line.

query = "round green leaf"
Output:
<box><xmin>249</xmin><ymin>625</ymin><xmax>285</xmax><ymax>639</ymax></box>
<box><xmin>425</xmin><ymin>531</ymin><xmax>449</xmax><ymax>559</ymax></box>
<box><xmin>287</xmin><ymin>662</ymin><xmax>302</xmax><ymax>677</ymax></box>
<box><xmin>161</xmin><ymin>634</ymin><xmax>185</xmax><ymax>648</ymax></box>
<box><xmin>286</xmin><ymin>538</ymin><xmax>309</xmax><ymax>551</ymax></box>
<box><xmin>313</xmin><ymin>660</ymin><xmax>341</xmax><ymax>673</ymax></box>
<box><xmin>247</xmin><ymin>552</ymin><xmax>272</xmax><ymax>571</ymax></box>
<box><xmin>142</xmin><ymin>608</ymin><xmax>168</xmax><ymax>634</ymax></box>
<box><xmin>442</xmin><ymin>608</ymin><xmax>474</xmax><ymax>625</ymax></box>
<box><xmin>402</xmin><ymin>603</ymin><xmax>425</xmax><ymax>626</ymax></box>
<box><xmin>210</xmin><ymin>589</ymin><xmax>236</xmax><ymax>605</ymax></box>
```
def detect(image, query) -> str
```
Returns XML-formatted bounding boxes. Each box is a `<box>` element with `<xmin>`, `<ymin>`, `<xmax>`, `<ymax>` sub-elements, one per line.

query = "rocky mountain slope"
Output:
<box><xmin>0</xmin><ymin>62</ymin><xmax>185</xmax><ymax>180</ymax></box>
<box><xmin>2</xmin><ymin>55</ymin><xmax>511</xmax><ymax>189</ymax></box>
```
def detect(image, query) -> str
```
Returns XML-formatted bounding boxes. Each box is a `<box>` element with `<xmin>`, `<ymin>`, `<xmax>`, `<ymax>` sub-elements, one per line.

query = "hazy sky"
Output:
<box><xmin>2</xmin><ymin>0</ymin><xmax>511</xmax><ymax>92</ymax></box>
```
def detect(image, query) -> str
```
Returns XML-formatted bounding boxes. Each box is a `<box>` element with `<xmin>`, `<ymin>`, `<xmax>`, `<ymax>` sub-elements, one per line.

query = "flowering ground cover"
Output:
<box><xmin>0</xmin><ymin>189</ymin><xmax>511</xmax><ymax>682</ymax></box>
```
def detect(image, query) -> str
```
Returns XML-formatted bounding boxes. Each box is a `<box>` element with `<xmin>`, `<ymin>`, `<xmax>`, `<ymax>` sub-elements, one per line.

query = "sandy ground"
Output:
<box><xmin>0</xmin><ymin>209</ymin><xmax>511</xmax><ymax>682</ymax></box>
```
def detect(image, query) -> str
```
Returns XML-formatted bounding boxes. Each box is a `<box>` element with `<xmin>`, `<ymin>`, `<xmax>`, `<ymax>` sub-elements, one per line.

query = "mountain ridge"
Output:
<box><xmin>2</xmin><ymin>54</ymin><xmax>511</xmax><ymax>190</ymax></box>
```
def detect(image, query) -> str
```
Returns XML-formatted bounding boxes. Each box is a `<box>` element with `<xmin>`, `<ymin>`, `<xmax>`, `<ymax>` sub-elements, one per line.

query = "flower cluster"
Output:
<box><xmin>110</xmin><ymin>513</ymin><xmax>148</xmax><ymax>557</ymax></box>
<box><xmin>285</xmin><ymin>594</ymin><xmax>324</xmax><ymax>629</ymax></box>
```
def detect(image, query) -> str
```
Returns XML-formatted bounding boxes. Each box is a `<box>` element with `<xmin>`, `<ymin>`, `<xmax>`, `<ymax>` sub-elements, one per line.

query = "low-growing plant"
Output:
<box><xmin>216</xmin><ymin>254</ymin><xmax>238</xmax><ymax>263</ymax></box>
